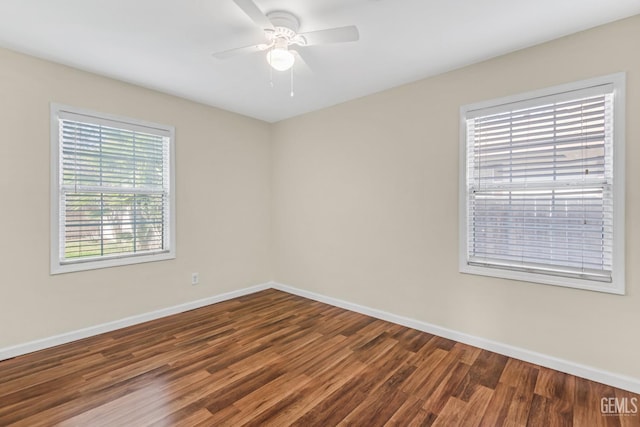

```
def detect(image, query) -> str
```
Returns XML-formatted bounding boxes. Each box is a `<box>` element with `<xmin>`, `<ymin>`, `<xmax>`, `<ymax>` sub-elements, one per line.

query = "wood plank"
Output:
<box><xmin>455</xmin><ymin>348</ymin><xmax>509</xmax><ymax>401</ymax></box>
<box><xmin>574</xmin><ymin>377</ymin><xmax>629</xmax><ymax>427</ymax></box>
<box><xmin>527</xmin><ymin>393</ymin><xmax>573</xmax><ymax>427</ymax></box>
<box><xmin>432</xmin><ymin>386</ymin><xmax>494</xmax><ymax>427</ymax></box>
<box><xmin>535</xmin><ymin>367</ymin><xmax>576</xmax><ymax>404</ymax></box>
<box><xmin>387</xmin><ymin>394</ymin><xmax>427</xmax><ymax>425</ymax></box>
<box><xmin>478</xmin><ymin>382</ymin><xmax>516</xmax><ymax>427</ymax></box>
<box><xmin>338</xmin><ymin>363</ymin><xmax>417</xmax><ymax>425</ymax></box>
<box><xmin>423</xmin><ymin>361</ymin><xmax>473</xmax><ymax>415</ymax></box>
<box><xmin>499</xmin><ymin>358</ymin><xmax>539</xmax><ymax>426</ymax></box>
<box><xmin>255</xmin><ymin>356</ymin><xmax>368</xmax><ymax>426</ymax></box>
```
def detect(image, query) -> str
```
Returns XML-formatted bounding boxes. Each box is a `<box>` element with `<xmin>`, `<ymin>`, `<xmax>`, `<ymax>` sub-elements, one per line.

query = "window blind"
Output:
<box><xmin>465</xmin><ymin>88</ymin><xmax>614</xmax><ymax>282</ymax></box>
<box><xmin>58</xmin><ymin>114</ymin><xmax>171</xmax><ymax>263</ymax></box>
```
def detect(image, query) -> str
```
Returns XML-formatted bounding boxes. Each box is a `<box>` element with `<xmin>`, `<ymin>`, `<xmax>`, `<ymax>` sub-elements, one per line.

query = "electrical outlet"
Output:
<box><xmin>191</xmin><ymin>272</ymin><xmax>199</xmax><ymax>285</ymax></box>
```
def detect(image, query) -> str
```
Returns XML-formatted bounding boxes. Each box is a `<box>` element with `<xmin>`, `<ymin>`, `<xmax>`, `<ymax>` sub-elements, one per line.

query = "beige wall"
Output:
<box><xmin>0</xmin><ymin>48</ymin><xmax>272</xmax><ymax>348</ymax></box>
<box><xmin>272</xmin><ymin>15</ymin><xmax>640</xmax><ymax>379</ymax></box>
<box><xmin>1</xmin><ymin>14</ymin><xmax>638</xmax><ymax>382</ymax></box>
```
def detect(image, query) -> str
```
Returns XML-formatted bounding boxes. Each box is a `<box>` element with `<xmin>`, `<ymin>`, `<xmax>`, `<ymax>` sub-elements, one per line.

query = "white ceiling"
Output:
<box><xmin>0</xmin><ymin>1</ymin><xmax>638</xmax><ymax>122</ymax></box>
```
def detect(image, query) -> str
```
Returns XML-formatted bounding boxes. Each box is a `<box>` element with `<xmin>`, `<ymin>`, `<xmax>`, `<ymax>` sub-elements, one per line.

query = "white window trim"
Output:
<box><xmin>459</xmin><ymin>73</ymin><xmax>625</xmax><ymax>294</ymax></box>
<box><xmin>50</xmin><ymin>103</ymin><xmax>176</xmax><ymax>274</ymax></box>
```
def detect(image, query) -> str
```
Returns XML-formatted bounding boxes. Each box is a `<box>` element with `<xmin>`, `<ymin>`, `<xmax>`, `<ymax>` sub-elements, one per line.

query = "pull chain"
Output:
<box><xmin>290</xmin><ymin>66</ymin><xmax>294</xmax><ymax>97</ymax></box>
<box><xmin>269</xmin><ymin>61</ymin><xmax>274</xmax><ymax>88</ymax></box>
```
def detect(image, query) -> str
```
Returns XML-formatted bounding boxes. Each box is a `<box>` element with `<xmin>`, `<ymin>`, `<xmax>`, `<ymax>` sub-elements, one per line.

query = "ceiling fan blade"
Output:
<box><xmin>232</xmin><ymin>0</ymin><xmax>274</xmax><ymax>30</ymax></box>
<box><xmin>212</xmin><ymin>44</ymin><xmax>267</xmax><ymax>60</ymax></box>
<box><xmin>290</xmin><ymin>50</ymin><xmax>313</xmax><ymax>74</ymax></box>
<box><xmin>299</xmin><ymin>25</ymin><xmax>359</xmax><ymax>46</ymax></box>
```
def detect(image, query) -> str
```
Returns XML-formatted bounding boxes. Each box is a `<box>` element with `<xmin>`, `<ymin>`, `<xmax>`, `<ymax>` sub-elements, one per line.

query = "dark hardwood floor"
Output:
<box><xmin>0</xmin><ymin>289</ymin><xmax>638</xmax><ymax>426</ymax></box>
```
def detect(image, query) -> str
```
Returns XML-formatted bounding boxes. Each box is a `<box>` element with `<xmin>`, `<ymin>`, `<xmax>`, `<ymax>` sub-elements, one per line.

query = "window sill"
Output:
<box><xmin>51</xmin><ymin>250</ymin><xmax>176</xmax><ymax>275</ymax></box>
<box><xmin>459</xmin><ymin>262</ymin><xmax>625</xmax><ymax>295</ymax></box>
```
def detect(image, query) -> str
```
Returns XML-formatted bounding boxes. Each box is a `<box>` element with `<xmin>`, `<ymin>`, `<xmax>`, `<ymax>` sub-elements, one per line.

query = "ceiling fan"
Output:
<box><xmin>213</xmin><ymin>0</ymin><xmax>360</xmax><ymax>72</ymax></box>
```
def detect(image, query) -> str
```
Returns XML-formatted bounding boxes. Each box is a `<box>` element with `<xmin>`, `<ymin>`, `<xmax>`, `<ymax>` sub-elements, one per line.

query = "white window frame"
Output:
<box><xmin>459</xmin><ymin>73</ymin><xmax>625</xmax><ymax>294</ymax></box>
<box><xmin>50</xmin><ymin>103</ymin><xmax>176</xmax><ymax>274</ymax></box>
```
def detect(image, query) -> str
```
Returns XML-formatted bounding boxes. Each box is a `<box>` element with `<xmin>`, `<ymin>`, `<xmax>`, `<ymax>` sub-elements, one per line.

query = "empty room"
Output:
<box><xmin>1</xmin><ymin>0</ymin><xmax>639</xmax><ymax>425</ymax></box>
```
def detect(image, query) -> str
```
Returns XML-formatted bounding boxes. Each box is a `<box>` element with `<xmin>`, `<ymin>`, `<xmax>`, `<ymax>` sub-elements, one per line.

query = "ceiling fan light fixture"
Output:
<box><xmin>266</xmin><ymin>48</ymin><xmax>295</xmax><ymax>71</ymax></box>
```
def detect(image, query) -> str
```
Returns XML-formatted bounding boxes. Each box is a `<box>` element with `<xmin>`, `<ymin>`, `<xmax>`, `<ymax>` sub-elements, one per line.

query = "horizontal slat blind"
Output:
<box><xmin>466</xmin><ymin>90</ymin><xmax>614</xmax><ymax>282</ymax></box>
<box><xmin>59</xmin><ymin>115</ymin><xmax>170</xmax><ymax>262</ymax></box>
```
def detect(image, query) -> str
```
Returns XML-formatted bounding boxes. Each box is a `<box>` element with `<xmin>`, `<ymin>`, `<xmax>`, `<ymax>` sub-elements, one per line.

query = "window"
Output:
<box><xmin>51</xmin><ymin>104</ymin><xmax>175</xmax><ymax>274</ymax></box>
<box><xmin>459</xmin><ymin>74</ymin><xmax>625</xmax><ymax>294</ymax></box>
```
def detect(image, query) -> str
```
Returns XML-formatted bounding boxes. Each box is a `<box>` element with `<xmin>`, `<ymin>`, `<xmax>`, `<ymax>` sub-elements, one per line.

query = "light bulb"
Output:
<box><xmin>266</xmin><ymin>48</ymin><xmax>295</xmax><ymax>71</ymax></box>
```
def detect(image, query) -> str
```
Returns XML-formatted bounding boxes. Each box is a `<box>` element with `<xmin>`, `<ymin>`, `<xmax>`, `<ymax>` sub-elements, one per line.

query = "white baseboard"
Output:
<box><xmin>0</xmin><ymin>282</ymin><xmax>271</xmax><ymax>362</ymax></box>
<box><xmin>3</xmin><ymin>280</ymin><xmax>638</xmax><ymax>394</ymax></box>
<box><xmin>271</xmin><ymin>282</ymin><xmax>640</xmax><ymax>394</ymax></box>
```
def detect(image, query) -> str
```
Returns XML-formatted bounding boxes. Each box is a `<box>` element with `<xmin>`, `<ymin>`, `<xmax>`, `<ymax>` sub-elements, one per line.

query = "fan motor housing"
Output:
<box><xmin>267</xmin><ymin>11</ymin><xmax>300</xmax><ymax>35</ymax></box>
